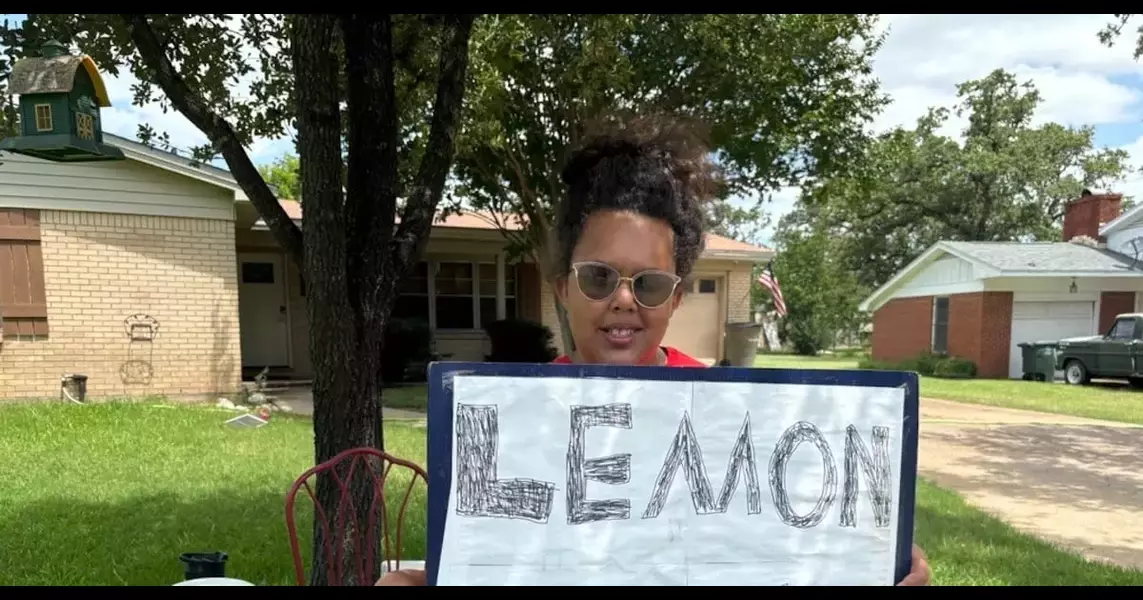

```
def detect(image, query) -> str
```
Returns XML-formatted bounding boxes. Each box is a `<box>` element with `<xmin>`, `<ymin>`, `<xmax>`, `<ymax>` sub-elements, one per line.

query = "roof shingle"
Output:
<box><xmin>943</xmin><ymin>241</ymin><xmax>1143</xmax><ymax>274</ymax></box>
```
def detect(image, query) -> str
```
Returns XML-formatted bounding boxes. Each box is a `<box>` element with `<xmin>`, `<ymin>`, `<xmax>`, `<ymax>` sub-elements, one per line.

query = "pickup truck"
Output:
<box><xmin>1056</xmin><ymin>312</ymin><xmax>1143</xmax><ymax>387</ymax></box>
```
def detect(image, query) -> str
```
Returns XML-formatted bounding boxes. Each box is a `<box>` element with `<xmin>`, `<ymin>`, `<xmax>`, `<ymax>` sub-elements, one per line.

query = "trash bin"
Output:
<box><xmin>180</xmin><ymin>551</ymin><xmax>229</xmax><ymax>581</ymax></box>
<box><xmin>723</xmin><ymin>322</ymin><xmax>765</xmax><ymax>367</ymax></box>
<box><xmin>60</xmin><ymin>373</ymin><xmax>88</xmax><ymax>403</ymax></box>
<box><xmin>1017</xmin><ymin>341</ymin><xmax>1058</xmax><ymax>382</ymax></box>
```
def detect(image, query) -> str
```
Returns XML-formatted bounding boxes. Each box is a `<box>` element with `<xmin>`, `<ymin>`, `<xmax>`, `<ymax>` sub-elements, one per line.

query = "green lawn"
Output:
<box><xmin>0</xmin><ymin>402</ymin><xmax>426</xmax><ymax>586</ymax></box>
<box><xmin>2</xmin><ymin>401</ymin><xmax>1140</xmax><ymax>586</ymax></box>
<box><xmin>383</xmin><ymin>384</ymin><xmax>430</xmax><ymax>411</ymax></box>
<box><xmin>754</xmin><ymin>352</ymin><xmax>1143</xmax><ymax>426</ymax></box>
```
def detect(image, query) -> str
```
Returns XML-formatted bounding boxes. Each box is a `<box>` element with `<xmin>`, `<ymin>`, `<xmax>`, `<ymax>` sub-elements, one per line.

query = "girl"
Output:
<box><xmin>380</xmin><ymin>116</ymin><xmax>931</xmax><ymax>586</ymax></box>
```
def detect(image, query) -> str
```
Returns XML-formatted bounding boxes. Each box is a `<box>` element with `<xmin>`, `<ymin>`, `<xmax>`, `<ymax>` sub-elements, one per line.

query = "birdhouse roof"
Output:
<box><xmin>10</xmin><ymin>54</ymin><xmax>112</xmax><ymax>108</ymax></box>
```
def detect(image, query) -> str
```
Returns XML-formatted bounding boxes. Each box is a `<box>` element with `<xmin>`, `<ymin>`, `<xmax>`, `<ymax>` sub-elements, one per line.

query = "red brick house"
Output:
<box><xmin>859</xmin><ymin>192</ymin><xmax>1143</xmax><ymax>379</ymax></box>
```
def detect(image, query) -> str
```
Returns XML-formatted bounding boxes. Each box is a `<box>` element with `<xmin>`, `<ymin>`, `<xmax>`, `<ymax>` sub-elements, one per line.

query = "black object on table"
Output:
<box><xmin>180</xmin><ymin>551</ymin><xmax>229</xmax><ymax>580</ymax></box>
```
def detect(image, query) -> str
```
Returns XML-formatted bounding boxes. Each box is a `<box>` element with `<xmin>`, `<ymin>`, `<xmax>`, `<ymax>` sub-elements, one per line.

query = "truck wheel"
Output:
<box><xmin>1063</xmin><ymin>360</ymin><xmax>1089</xmax><ymax>386</ymax></box>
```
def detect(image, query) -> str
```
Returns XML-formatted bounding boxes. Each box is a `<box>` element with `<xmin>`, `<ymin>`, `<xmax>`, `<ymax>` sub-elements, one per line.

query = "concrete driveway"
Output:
<box><xmin>919</xmin><ymin>398</ymin><xmax>1143</xmax><ymax>571</ymax></box>
<box><xmin>269</xmin><ymin>387</ymin><xmax>425</xmax><ymax>421</ymax></box>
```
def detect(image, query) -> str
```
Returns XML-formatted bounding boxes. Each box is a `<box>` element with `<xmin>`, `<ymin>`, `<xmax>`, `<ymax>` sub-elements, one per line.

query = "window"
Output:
<box><xmin>76</xmin><ymin>113</ymin><xmax>94</xmax><ymax>140</ymax></box>
<box><xmin>479</xmin><ymin>263</ymin><xmax>517</xmax><ymax>327</ymax></box>
<box><xmin>931</xmin><ymin>297</ymin><xmax>950</xmax><ymax>354</ymax></box>
<box><xmin>697</xmin><ymin>278</ymin><xmax>717</xmax><ymax>294</ymax></box>
<box><xmin>435</xmin><ymin>262</ymin><xmax>474</xmax><ymax>329</ymax></box>
<box><xmin>0</xmin><ymin>208</ymin><xmax>48</xmax><ymax>337</ymax></box>
<box><xmin>1109</xmin><ymin>317</ymin><xmax>1135</xmax><ymax>341</ymax></box>
<box><xmin>392</xmin><ymin>261</ymin><xmax>430</xmax><ymax>322</ymax></box>
<box><xmin>241</xmin><ymin>262</ymin><xmax>275</xmax><ymax>284</ymax></box>
<box><xmin>388</xmin><ymin>259</ymin><xmax>520</xmax><ymax>330</ymax></box>
<box><xmin>34</xmin><ymin>104</ymin><xmax>52</xmax><ymax>132</ymax></box>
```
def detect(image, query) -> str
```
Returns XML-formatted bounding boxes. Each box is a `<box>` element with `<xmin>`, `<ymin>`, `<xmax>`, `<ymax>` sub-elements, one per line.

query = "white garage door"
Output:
<box><xmin>662</xmin><ymin>276</ymin><xmax>723</xmax><ymax>364</ymax></box>
<box><xmin>1008</xmin><ymin>301</ymin><xmax>1096</xmax><ymax>379</ymax></box>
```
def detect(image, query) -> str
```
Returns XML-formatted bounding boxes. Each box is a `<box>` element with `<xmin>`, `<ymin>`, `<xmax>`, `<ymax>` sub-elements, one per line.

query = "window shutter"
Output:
<box><xmin>0</xmin><ymin>208</ymin><xmax>48</xmax><ymax>336</ymax></box>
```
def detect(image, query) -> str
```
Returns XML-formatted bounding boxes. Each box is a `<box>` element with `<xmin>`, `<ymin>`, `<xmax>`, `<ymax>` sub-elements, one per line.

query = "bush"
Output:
<box><xmin>932</xmin><ymin>356</ymin><xmax>977</xmax><ymax>379</ymax></box>
<box><xmin>381</xmin><ymin>317</ymin><xmax>432</xmax><ymax>384</ymax></box>
<box><xmin>858</xmin><ymin>352</ymin><xmax>978</xmax><ymax>379</ymax></box>
<box><xmin>485</xmin><ymin>319</ymin><xmax>559</xmax><ymax>363</ymax></box>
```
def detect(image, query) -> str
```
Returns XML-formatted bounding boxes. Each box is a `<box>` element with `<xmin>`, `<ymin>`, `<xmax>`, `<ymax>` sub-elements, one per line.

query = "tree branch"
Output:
<box><xmin>118</xmin><ymin>13</ymin><xmax>304</xmax><ymax>265</ymax></box>
<box><xmin>390</xmin><ymin>14</ymin><xmax>477</xmax><ymax>269</ymax></box>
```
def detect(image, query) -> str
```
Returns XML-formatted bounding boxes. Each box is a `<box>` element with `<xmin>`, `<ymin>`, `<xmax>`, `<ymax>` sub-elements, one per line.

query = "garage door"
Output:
<box><xmin>1008</xmin><ymin>301</ymin><xmax>1096</xmax><ymax>379</ymax></box>
<box><xmin>661</xmin><ymin>276</ymin><xmax>722</xmax><ymax>364</ymax></box>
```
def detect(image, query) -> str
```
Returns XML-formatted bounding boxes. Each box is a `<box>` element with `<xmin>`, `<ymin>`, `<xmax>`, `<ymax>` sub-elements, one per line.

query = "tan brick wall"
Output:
<box><xmin>0</xmin><ymin>210</ymin><xmax>241</xmax><ymax>400</ymax></box>
<box><xmin>725</xmin><ymin>266</ymin><xmax>753</xmax><ymax>323</ymax></box>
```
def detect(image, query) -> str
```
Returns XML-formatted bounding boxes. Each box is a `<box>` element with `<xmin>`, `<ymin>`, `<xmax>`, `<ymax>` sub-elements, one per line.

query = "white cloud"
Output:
<box><xmin>748</xmin><ymin>14</ymin><xmax>1143</xmax><ymax>243</ymax></box>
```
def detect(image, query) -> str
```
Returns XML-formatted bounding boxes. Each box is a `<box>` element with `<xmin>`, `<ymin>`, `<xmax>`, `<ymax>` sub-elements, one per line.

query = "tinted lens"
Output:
<box><xmin>575</xmin><ymin>263</ymin><xmax>620</xmax><ymax>300</ymax></box>
<box><xmin>632</xmin><ymin>272</ymin><xmax>678</xmax><ymax>307</ymax></box>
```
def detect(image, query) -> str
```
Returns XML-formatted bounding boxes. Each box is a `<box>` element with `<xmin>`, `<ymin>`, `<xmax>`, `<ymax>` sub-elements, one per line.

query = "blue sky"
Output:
<box><xmin>7</xmin><ymin>14</ymin><xmax>1143</xmax><ymax>248</ymax></box>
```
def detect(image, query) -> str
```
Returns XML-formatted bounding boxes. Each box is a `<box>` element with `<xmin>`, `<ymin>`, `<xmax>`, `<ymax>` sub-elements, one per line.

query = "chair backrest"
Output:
<box><xmin>284</xmin><ymin>447</ymin><xmax>427</xmax><ymax>586</ymax></box>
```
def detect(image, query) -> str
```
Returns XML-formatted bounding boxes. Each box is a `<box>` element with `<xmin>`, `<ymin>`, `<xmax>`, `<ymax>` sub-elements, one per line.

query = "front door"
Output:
<box><xmin>238</xmin><ymin>252</ymin><xmax>290</xmax><ymax>367</ymax></box>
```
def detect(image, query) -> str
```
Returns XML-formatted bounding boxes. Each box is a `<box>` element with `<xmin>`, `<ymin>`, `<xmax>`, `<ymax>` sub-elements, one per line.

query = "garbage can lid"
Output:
<box><xmin>724</xmin><ymin>321</ymin><xmax>764</xmax><ymax>330</ymax></box>
<box><xmin>172</xmin><ymin>578</ymin><xmax>253</xmax><ymax>586</ymax></box>
<box><xmin>180</xmin><ymin>551</ymin><xmax>228</xmax><ymax>564</ymax></box>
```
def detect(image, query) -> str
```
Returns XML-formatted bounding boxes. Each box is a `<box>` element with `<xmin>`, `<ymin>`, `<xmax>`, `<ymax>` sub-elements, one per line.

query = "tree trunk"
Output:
<box><xmin>529</xmin><ymin>242</ymin><xmax>577</xmax><ymax>359</ymax></box>
<box><xmin>292</xmin><ymin>13</ymin><xmax>475</xmax><ymax>586</ymax></box>
<box><xmin>121</xmin><ymin>11</ymin><xmax>475</xmax><ymax>588</ymax></box>
<box><xmin>292</xmin><ymin>13</ymin><xmax>386</xmax><ymax>586</ymax></box>
<box><xmin>554</xmin><ymin>294</ymin><xmax>576</xmax><ymax>358</ymax></box>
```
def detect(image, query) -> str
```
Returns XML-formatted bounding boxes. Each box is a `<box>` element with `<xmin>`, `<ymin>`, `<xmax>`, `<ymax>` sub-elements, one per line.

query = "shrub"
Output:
<box><xmin>485</xmin><ymin>319</ymin><xmax>559</xmax><ymax>363</ymax></box>
<box><xmin>932</xmin><ymin>356</ymin><xmax>977</xmax><ymax>379</ymax></box>
<box><xmin>381</xmin><ymin>317</ymin><xmax>433</xmax><ymax>384</ymax></box>
<box><xmin>857</xmin><ymin>352</ymin><xmax>978</xmax><ymax>379</ymax></box>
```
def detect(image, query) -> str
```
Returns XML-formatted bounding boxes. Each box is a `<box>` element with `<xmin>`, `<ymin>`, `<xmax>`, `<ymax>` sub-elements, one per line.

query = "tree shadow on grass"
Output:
<box><xmin>0</xmin><ymin>489</ymin><xmax>428</xmax><ymax>586</ymax></box>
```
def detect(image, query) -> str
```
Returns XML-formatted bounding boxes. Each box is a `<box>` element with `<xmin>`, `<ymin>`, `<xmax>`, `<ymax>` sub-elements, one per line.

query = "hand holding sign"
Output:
<box><xmin>426</xmin><ymin>363</ymin><xmax>921</xmax><ymax>586</ymax></box>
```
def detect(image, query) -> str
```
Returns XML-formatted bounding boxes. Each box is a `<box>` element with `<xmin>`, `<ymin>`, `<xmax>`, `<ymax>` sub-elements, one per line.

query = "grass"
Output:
<box><xmin>2</xmin><ymin>401</ymin><xmax>1140</xmax><ymax>586</ymax></box>
<box><xmin>754</xmin><ymin>352</ymin><xmax>1143</xmax><ymax>426</ymax></box>
<box><xmin>382</xmin><ymin>384</ymin><xmax>430</xmax><ymax>411</ymax></box>
<box><xmin>0</xmin><ymin>401</ymin><xmax>426</xmax><ymax>586</ymax></box>
<box><xmin>914</xmin><ymin>479</ymin><xmax>1143</xmax><ymax>585</ymax></box>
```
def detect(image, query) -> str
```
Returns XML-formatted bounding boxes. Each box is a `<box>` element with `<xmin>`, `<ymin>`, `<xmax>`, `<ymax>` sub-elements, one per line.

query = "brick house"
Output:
<box><xmin>0</xmin><ymin>132</ymin><xmax>772</xmax><ymax>401</ymax></box>
<box><xmin>859</xmin><ymin>192</ymin><xmax>1143</xmax><ymax>379</ymax></box>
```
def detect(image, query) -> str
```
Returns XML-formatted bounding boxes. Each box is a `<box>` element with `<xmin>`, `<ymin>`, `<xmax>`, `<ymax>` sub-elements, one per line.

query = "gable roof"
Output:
<box><xmin>103</xmin><ymin>132</ymin><xmax>249</xmax><ymax>199</ymax></box>
<box><xmin>859</xmin><ymin>240</ymin><xmax>1143</xmax><ymax>312</ymax></box>
<box><xmin>941</xmin><ymin>241</ymin><xmax>1143</xmax><ymax>274</ymax></box>
<box><xmin>271</xmin><ymin>199</ymin><xmax>773</xmax><ymax>261</ymax></box>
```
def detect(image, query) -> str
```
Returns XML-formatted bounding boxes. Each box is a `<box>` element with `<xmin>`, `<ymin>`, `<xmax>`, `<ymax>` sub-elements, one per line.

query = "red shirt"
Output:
<box><xmin>552</xmin><ymin>346</ymin><xmax>708</xmax><ymax>367</ymax></box>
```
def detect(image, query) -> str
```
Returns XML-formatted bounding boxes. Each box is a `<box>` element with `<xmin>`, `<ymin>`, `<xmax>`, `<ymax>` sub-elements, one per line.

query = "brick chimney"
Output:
<box><xmin>1063</xmin><ymin>190</ymin><xmax>1122</xmax><ymax>242</ymax></box>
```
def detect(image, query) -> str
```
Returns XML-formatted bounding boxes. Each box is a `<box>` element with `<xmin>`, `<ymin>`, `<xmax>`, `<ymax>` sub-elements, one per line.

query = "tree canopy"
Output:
<box><xmin>788</xmin><ymin>69</ymin><xmax>1131</xmax><ymax>290</ymax></box>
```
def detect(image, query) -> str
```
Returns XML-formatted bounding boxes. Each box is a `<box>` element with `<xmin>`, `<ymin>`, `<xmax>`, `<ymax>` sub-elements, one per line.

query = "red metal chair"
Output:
<box><xmin>285</xmin><ymin>447</ymin><xmax>428</xmax><ymax>586</ymax></box>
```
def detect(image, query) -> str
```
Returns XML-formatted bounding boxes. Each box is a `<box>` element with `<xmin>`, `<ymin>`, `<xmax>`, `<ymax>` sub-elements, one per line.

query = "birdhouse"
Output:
<box><xmin>0</xmin><ymin>40</ymin><xmax>125</xmax><ymax>162</ymax></box>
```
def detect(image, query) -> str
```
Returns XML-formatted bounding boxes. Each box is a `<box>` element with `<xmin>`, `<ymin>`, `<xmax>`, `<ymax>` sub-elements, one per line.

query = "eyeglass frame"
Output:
<box><xmin>568</xmin><ymin>260</ymin><xmax>684</xmax><ymax>309</ymax></box>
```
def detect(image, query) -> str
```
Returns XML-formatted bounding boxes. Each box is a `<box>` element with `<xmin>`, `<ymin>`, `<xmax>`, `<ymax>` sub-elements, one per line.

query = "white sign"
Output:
<box><xmin>437</xmin><ymin>375</ymin><xmax>910</xmax><ymax>586</ymax></box>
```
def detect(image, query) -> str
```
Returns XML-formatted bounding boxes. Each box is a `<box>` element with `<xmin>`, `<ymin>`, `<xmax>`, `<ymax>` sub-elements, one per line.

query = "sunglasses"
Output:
<box><xmin>570</xmin><ymin>261</ymin><xmax>682</xmax><ymax>309</ymax></box>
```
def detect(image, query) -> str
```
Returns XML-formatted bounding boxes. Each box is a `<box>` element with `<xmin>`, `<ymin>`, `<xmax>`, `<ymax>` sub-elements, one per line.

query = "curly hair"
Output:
<box><xmin>554</xmin><ymin>114</ymin><xmax>720</xmax><ymax>280</ymax></box>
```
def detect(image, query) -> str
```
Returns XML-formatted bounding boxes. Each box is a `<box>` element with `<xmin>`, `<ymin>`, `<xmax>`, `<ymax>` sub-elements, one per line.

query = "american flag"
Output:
<box><xmin>758</xmin><ymin>261</ymin><xmax>787</xmax><ymax>318</ymax></box>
